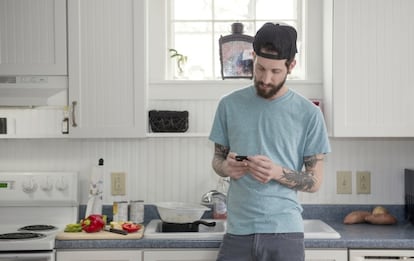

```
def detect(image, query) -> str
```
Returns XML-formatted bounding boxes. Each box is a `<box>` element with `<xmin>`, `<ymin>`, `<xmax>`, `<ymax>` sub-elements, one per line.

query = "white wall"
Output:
<box><xmin>1</xmin><ymin>137</ymin><xmax>413</xmax><ymax>205</ymax></box>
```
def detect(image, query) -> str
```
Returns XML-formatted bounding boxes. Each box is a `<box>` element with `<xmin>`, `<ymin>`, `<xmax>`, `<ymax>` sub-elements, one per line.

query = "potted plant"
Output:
<box><xmin>169</xmin><ymin>48</ymin><xmax>187</xmax><ymax>76</ymax></box>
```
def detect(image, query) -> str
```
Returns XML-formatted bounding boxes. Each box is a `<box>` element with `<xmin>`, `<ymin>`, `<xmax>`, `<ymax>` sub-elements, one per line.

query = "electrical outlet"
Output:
<box><xmin>111</xmin><ymin>172</ymin><xmax>126</xmax><ymax>196</ymax></box>
<box><xmin>336</xmin><ymin>171</ymin><xmax>352</xmax><ymax>194</ymax></box>
<box><xmin>356</xmin><ymin>171</ymin><xmax>371</xmax><ymax>194</ymax></box>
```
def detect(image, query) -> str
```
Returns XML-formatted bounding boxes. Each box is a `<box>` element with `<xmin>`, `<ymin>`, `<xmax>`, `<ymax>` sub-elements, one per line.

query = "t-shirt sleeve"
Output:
<box><xmin>304</xmin><ymin>108</ymin><xmax>331</xmax><ymax>156</ymax></box>
<box><xmin>209</xmin><ymin>99</ymin><xmax>229</xmax><ymax>147</ymax></box>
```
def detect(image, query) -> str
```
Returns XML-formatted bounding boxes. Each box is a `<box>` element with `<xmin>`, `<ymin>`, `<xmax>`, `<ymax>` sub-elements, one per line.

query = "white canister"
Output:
<box><xmin>129</xmin><ymin>200</ymin><xmax>144</xmax><ymax>224</ymax></box>
<box><xmin>113</xmin><ymin>201</ymin><xmax>128</xmax><ymax>222</ymax></box>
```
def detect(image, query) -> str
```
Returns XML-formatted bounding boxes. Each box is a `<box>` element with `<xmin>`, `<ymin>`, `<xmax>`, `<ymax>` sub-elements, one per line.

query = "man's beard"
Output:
<box><xmin>254</xmin><ymin>74</ymin><xmax>287</xmax><ymax>99</ymax></box>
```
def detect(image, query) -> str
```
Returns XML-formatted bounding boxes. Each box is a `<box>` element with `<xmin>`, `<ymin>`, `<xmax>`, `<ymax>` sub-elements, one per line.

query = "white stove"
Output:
<box><xmin>0</xmin><ymin>172</ymin><xmax>79</xmax><ymax>260</ymax></box>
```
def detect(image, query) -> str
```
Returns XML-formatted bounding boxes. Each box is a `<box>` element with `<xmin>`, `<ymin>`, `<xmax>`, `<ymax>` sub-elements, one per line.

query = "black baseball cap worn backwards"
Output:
<box><xmin>253</xmin><ymin>23</ymin><xmax>298</xmax><ymax>60</ymax></box>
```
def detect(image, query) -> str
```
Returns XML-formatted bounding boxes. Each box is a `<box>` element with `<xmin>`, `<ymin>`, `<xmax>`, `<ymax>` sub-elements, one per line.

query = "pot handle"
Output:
<box><xmin>193</xmin><ymin>220</ymin><xmax>216</xmax><ymax>227</ymax></box>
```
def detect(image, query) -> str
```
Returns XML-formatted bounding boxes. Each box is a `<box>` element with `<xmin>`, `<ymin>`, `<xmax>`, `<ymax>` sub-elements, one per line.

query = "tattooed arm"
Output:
<box><xmin>247</xmin><ymin>154</ymin><xmax>325</xmax><ymax>193</ymax></box>
<box><xmin>212</xmin><ymin>143</ymin><xmax>249</xmax><ymax>179</ymax></box>
<box><xmin>212</xmin><ymin>143</ymin><xmax>229</xmax><ymax>177</ymax></box>
<box><xmin>279</xmin><ymin>155</ymin><xmax>324</xmax><ymax>192</ymax></box>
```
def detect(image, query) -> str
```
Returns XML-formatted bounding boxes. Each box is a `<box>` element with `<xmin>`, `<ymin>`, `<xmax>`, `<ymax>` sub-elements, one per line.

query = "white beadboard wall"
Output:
<box><xmin>0</xmin><ymin>137</ymin><xmax>413</xmax><ymax>205</ymax></box>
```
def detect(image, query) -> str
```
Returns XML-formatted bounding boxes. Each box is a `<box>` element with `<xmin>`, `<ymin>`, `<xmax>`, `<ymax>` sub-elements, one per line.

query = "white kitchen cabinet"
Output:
<box><xmin>143</xmin><ymin>249</ymin><xmax>218</xmax><ymax>261</ymax></box>
<box><xmin>56</xmin><ymin>250</ymin><xmax>142</xmax><ymax>261</ymax></box>
<box><xmin>323</xmin><ymin>0</ymin><xmax>414</xmax><ymax>137</ymax></box>
<box><xmin>0</xmin><ymin>0</ymin><xmax>67</xmax><ymax>75</ymax></box>
<box><xmin>142</xmin><ymin>249</ymin><xmax>347</xmax><ymax>261</ymax></box>
<box><xmin>67</xmin><ymin>0</ymin><xmax>147</xmax><ymax>138</ymax></box>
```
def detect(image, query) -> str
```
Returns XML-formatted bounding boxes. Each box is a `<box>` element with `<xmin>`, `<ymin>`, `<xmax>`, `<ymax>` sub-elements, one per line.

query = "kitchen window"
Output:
<box><xmin>148</xmin><ymin>0</ymin><xmax>324</xmax><ymax>84</ymax></box>
<box><xmin>168</xmin><ymin>0</ymin><xmax>302</xmax><ymax>80</ymax></box>
<box><xmin>144</xmin><ymin>0</ymin><xmax>329</xmax><ymax>103</ymax></box>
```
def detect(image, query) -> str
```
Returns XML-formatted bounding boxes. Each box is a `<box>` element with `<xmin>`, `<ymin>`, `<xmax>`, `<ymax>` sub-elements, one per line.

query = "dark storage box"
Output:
<box><xmin>149</xmin><ymin>110</ymin><xmax>189</xmax><ymax>133</ymax></box>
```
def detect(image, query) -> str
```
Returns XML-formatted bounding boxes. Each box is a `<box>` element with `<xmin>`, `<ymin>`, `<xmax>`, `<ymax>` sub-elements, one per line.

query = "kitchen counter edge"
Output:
<box><xmin>55</xmin><ymin>220</ymin><xmax>414</xmax><ymax>250</ymax></box>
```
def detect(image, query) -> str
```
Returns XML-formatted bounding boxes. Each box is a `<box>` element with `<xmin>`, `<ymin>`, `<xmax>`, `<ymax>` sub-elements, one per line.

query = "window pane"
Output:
<box><xmin>215</xmin><ymin>22</ymin><xmax>255</xmax><ymax>37</ymax></box>
<box><xmin>173</xmin><ymin>0</ymin><xmax>212</xmax><ymax>20</ymax></box>
<box><xmin>256</xmin><ymin>0</ymin><xmax>298</xmax><ymax>20</ymax></box>
<box><xmin>172</xmin><ymin>22</ymin><xmax>213</xmax><ymax>79</ymax></box>
<box><xmin>214</xmin><ymin>0</ymin><xmax>253</xmax><ymax>20</ymax></box>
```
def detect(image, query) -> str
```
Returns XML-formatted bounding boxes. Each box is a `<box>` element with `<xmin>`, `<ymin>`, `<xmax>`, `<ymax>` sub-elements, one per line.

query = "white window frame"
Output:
<box><xmin>147</xmin><ymin>0</ymin><xmax>324</xmax><ymax>100</ymax></box>
<box><xmin>167</xmin><ymin>0</ymin><xmax>304</xmax><ymax>81</ymax></box>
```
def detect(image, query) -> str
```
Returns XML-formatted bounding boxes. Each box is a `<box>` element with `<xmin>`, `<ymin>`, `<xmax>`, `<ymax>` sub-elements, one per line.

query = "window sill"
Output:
<box><xmin>148</xmin><ymin>79</ymin><xmax>323</xmax><ymax>100</ymax></box>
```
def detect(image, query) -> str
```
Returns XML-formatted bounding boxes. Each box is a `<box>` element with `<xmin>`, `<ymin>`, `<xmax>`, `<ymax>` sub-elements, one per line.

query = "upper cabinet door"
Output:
<box><xmin>0</xmin><ymin>0</ymin><xmax>67</xmax><ymax>75</ymax></box>
<box><xmin>67</xmin><ymin>0</ymin><xmax>147</xmax><ymax>138</ymax></box>
<box><xmin>324</xmin><ymin>0</ymin><xmax>414</xmax><ymax>137</ymax></box>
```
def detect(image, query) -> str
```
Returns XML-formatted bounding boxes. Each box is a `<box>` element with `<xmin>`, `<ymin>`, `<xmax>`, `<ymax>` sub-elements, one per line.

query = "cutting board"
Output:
<box><xmin>56</xmin><ymin>227</ymin><xmax>144</xmax><ymax>240</ymax></box>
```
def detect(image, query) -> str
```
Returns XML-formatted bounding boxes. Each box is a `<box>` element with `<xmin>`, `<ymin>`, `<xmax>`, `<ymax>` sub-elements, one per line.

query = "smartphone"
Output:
<box><xmin>235</xmin><ymin>155</ymin><xmax>248</xmax><ymax>161</ymax></box>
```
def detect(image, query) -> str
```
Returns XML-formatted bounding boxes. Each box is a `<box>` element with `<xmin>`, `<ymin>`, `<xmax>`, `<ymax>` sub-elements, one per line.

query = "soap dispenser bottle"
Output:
<box><xmin>213</xmin><ymin>178</ymin><xmax>228</xmax><ymax>219</ymax></box>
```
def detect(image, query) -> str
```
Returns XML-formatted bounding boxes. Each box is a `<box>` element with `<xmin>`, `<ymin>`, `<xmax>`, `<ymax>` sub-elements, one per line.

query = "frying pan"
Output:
<box><xmin>162</xmin><ymin>220</ymin><xmax>216</xmax><ymax>232</ymax></box>
<box><xmin>155</xmin><ymin>202</ymin><xmax>210</xmax><ymax>223</ymax></box>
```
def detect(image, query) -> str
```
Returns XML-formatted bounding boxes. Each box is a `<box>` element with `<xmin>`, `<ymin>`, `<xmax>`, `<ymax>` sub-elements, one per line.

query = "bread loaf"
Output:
<box><xmin>343</xmin><ymin>211</ymin><xmax>371</xmax><ymax>224</ymax></box>
<box><xmin>365</xmin><ymin>213</ymin><xmax>397</xmax><ymax>225</ymax></box>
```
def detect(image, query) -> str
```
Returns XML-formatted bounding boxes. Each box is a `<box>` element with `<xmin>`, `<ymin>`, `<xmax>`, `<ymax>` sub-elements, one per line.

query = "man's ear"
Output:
<box><xmin>288</xmin><ymin>59</ymin><xmax>296</xmax><ymax>74</ymax></box>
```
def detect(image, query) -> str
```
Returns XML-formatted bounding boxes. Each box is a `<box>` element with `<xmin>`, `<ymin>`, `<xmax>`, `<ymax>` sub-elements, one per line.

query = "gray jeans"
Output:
<box><xmin>216</xmin><ymin>233</ymin><xmax>305</xmax><ymax>261</ymax></box>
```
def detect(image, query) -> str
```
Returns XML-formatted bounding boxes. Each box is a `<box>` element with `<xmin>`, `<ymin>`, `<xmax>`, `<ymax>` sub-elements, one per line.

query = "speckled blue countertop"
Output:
<box><xmin>55</xmin><ymin>204</ymin><xmax>414</xmax><ymax>250</ymax></box>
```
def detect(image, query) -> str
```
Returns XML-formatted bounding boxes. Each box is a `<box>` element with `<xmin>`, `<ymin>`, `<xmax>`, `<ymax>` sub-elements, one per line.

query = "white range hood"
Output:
<box><xmin>0</xmin><ymin>76</ymin><xmax>67</xmax><ymax>107</ymax></box>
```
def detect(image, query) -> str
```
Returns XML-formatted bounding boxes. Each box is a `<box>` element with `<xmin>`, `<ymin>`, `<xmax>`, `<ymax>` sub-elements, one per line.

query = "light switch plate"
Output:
<box><xmin>356</xmin><ymin>171</ymin><xmax>371</xmax><ymax>194</ymax></box>
<box><xmin>337</xmin><ymin>171</ymin><xmax>352</xmax><ymax>194</ymax></box>
<box><xmin>111</xmin><ymin>172</ymin><xmax>126</xmax><ymax>196</ymax></box>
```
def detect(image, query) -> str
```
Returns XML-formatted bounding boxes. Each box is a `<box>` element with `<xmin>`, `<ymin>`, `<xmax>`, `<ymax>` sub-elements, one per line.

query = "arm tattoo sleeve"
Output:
<box><xmin>214</xmin><ymin>144</ymin><xmax>229</xmax><ymax>159</ymax></box>
<box><xmin>212</xmin><ymin>144</ymin><xmax>229</xmax><ymax>177</ymax></box>
<box><xmin>280</xmin><ymin>155</ymin><xmax>322</xmax><ymax>192</ymax></box>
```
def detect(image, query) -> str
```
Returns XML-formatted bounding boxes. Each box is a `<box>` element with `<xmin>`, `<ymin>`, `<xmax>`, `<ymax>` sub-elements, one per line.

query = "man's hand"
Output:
<box><xmin>224</xmin><ymin>153</ymin><xmax>249</xmax><ymax>179</ymax></box>
<box><xmin>246</xmin><ymin>154</ymin><xmax>324</xmax><ymax>192</ymax></box>
<box><xmin>245</xmin><ymin>155</ymin><xmax>283</xmax><ymax>184</ymax></box>
<box><xmin>212</xmin><ymin>143</ymin><xmax>248</xmax><ymax>179</ymax></box>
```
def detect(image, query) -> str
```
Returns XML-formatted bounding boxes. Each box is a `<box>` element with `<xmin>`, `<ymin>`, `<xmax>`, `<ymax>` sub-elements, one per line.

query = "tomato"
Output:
<box><xmin>122</xmin><ymin>223</ymin><xmax>141</xmax><ymax>233</ymax></box>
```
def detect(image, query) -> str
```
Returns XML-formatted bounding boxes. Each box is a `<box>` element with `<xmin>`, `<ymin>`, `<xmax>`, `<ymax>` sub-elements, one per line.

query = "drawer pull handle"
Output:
<box><xmin>72</xmin><ymin>101</ymin><xmax>78</xmax><ymax>127</ymax></box>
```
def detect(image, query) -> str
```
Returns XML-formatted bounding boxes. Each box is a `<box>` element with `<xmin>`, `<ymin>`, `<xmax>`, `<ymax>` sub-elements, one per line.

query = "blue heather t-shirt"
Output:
<box><xmin>209</xmin><ymin>86</ymin><xmax>331</xmax><ymax>235</ymax></box>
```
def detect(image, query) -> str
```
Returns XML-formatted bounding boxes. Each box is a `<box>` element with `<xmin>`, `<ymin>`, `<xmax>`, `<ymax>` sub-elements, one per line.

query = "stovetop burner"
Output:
<box><xmin>0</xmin><ymin>232</ymin><xmax>46</xmax><ymax>240</ymax></box>
<box><xmin>18</xmin><ymin>225</ymin><xmax>57</xmax><ymax>232</ymax></box>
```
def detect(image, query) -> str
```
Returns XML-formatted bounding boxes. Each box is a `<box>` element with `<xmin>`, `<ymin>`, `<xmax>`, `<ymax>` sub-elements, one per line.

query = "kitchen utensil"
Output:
<box><xmin>155</xmin><ymin>202</ymin><xmax>210</xmax><ymax>223</ymax></box>
<box><xmin>161</xmin><ymin>220</ymin><xmax>216</xmax><ymax>232</ymax></box>
<box><xmin>104</xmin><ymin>226</ymin><xmax>128</xmax><ymax>235</ymax></box>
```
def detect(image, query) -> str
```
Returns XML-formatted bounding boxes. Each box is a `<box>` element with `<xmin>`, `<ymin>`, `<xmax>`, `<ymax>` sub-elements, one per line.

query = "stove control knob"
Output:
<box><xmin>40</xmin><ymin>177</ymin><xmax>54</xmax><ymax>191</ymax></box>
<box><xmin>55</xmin><ymin>176</ymin><xmax>68</xmax><ymax>191</ymax></box>
<box><xmin>22</xmin><ymin>178</ymin><xmax>38</xmax><ymax>193</ymax></box>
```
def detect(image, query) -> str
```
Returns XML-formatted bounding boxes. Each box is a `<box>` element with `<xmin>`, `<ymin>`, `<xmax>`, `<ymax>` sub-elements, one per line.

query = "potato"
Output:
<box><xmin>365</xmin><ymin>213</ymin><xmax>397</xmax><ymax>225</ymax></box>
<box><xmin>343</xmin><ymin>211</ymin><xmax>371</xmax><ymax>224</ymax></box>
<box><xmin>372</xmin><ymin>206</ymin><xmax>388</xmax><ymax>215</ymax></box>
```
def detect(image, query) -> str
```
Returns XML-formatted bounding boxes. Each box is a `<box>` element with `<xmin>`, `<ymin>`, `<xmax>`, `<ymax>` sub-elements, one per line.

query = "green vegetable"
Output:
<box><xmin>64</xmin><ymin>223</ymin><xmax>82</xmax><ymax>232</ymax></box>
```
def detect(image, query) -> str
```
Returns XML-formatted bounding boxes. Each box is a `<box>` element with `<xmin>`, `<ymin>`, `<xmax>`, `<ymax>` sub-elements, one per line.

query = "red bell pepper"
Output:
<box><xmin>81</xmin><ymin>214</ymin><xmax>105</xmax><ymax>233</ymax></box>
<box><xmin>122</xmin><ymin>223</ymin><xmax>141</xmax><ymax>233</ymax></box>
